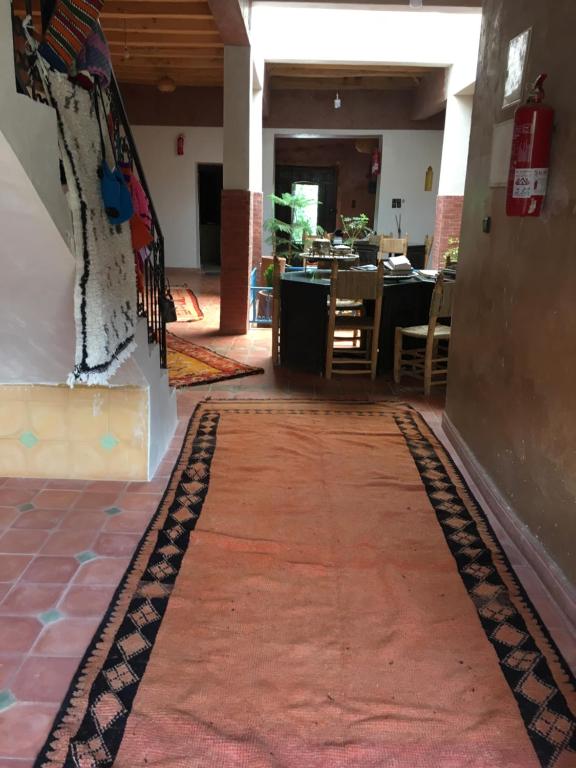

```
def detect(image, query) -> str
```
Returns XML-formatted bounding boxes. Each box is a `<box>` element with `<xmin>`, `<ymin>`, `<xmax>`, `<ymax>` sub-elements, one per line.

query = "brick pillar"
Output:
<box><xmin>431</xmin><ymin>195</ymin><xmax>464</xmax><ymax>268</ymax></box>
<box><xmin>220</xmin><ymin>190</ymin><xmax>253</xmax><ymax>335</ymax></box>
<box><xmin>251</xmin><ymin>192</ymin><xmax>263</xmax><ymax>274</ymax></box>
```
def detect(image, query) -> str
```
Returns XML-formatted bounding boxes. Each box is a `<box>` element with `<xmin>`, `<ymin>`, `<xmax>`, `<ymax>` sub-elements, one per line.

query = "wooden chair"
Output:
<box><xmin>424</xmin><ymin>234</ymin><xmax>434</xmax><ymax>268</ymax></box>
<box><xmin>271</xmin><ymin>255</ymin><xmax>285</xmax><ymax>365</ymax></box>
<box><xmin>379</xmin><ymin>235</ymin><xmax>408</xmax><ymax>259</ymax></box>
<box><xmin>393</xmin><ymin>273</ymin><xmax>455</xmax><ymax>396</ymax></box>
<box><xmin>325</xmin><ymin>260</ymin><xmax>384</xmax><ymax>380</ymax></box>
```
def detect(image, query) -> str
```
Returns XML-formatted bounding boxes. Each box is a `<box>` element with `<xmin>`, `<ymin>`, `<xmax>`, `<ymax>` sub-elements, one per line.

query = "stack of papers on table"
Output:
<box><xmin>383</xmin><ymin>255</ymin><xmax>412</xmax><ymax>274</ymax></box>
<box><xmin>416</xmin><ymin>269</ymin><xmax>439</xmax><ymax>281</ymax></box>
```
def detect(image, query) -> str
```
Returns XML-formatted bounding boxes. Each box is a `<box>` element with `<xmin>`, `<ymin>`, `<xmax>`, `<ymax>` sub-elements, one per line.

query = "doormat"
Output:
<box><xmin>166</xmin><ymin>333</ymin><xmax>263</xmax><ymax>387</ymax></box>
<box><xmin>171</xmin><ymin>287</ymin><xmax>204</xmax><ymax>322</ymax></box>
<box><xmin>34</xmin><ymin>400</ymin><xmax>575</xmax><ymax>768</ymax></box>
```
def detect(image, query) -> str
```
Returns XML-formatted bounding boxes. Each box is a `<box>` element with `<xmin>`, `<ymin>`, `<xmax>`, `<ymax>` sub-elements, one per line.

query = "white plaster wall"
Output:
<box><xmin>251</xmin><ymin>5</ymin><xmax>481</xmax><ymax>70</ymax></box>
<box><xmin>0</xmin><ymin>132</ymin><xmax>75</xmax><ymax>384</ymax></box>
<box><xmin>0</xmin><ymin>4</ymin><xmax>71</xmax><ymax>242</ymax></box>
<box><xmin>262</xmin><ymin>128</ymin><xmax>443</xmax><ymax>252</ymax></box>
<box><xmin>132</xmin><ymin>126</ymin><xmax>223</xmax><ymax>269</ymax></box>
<box><xmin>438</xmin><ymin>94</ymin><xmax>474</xmax><ymax>196</ymax></box>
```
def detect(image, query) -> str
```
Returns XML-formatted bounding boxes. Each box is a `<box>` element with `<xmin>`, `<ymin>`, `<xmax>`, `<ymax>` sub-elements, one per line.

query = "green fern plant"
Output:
<box><xmin>443</xmin><ymin>237</ymin><xmax>460</xmax><ymax>267</ymax></box>
<box><xmin>340</xmin><ymin>214</ymin><xmax>372</xmax><ymax>251</ymax></box>
<box><xmin>265</xmin><ymin>192</ymin><xmax>316</xmax><ymax>261</ymax></box>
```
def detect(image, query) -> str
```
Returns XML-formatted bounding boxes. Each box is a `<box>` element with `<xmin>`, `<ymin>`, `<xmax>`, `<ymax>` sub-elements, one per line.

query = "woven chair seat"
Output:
<box><xmin>400</xmin><ymin>324</ymin><xmax>451</xmax><ymax>339</ymax></box>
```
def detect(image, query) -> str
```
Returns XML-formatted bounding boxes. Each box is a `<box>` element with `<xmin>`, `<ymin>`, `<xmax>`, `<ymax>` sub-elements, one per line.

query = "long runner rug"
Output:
<box><xmin>35</xmin><ymin>401</ymin><xmax>575</xmax><ymax>768</ymax></box>
<box><xmin>167</xmin><ymin>333</ymin><xmax>263</xmax><ymax>387</ymax></box>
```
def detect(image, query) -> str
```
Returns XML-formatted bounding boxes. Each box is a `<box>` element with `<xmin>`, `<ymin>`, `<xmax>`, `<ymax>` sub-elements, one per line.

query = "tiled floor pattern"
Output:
<box><xmin>0</xmin><ymin>270</ymin><xmax>574</xmax><ymax>766</ymax></box>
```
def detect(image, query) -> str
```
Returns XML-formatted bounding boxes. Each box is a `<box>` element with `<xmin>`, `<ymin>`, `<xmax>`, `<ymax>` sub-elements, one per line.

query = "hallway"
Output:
<box><xmin>0</xmin><ymin>273</ymin><xmax>574</xmax><ymax>765</ymax></box>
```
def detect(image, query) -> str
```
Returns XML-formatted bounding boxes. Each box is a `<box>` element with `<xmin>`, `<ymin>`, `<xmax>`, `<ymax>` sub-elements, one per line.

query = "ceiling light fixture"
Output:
<box><xmin>122</xmin><ymin>18</ymin><xmax>130</xmax><ymax>61</ymax></box>
<box><xmin>334</xmin><ymin>91</ymin><xmax>341</xmax><ymax>109</ymax></box>
<box><xmin>409</xmin><ymin>0</ymin><xmax>423</xmax><ymax>7</ymax></box>
<box><xmin>157</xmin><ymin>76</ymin><xmax>176</xmax><ymax>93</ymax></box>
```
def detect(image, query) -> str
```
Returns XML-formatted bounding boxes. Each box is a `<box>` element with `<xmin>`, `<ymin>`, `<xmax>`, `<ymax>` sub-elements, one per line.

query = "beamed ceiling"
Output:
<box><xmin>267</xmin><ymin>63</ymin><xmax>443</xmax><ymax>92</ymax></box>
<box><xmin>13</xmin><ymin>1</ymin><xmax>475</xmax><ymax>88</ymax></box>
<box><xmin>14</xmin><ymin>0</ymin><xmax>226</xmax><ymax>87</ymax></box>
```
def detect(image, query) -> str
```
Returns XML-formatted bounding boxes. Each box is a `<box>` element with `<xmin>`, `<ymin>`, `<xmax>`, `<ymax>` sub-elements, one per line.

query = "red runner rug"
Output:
<box><xmin>167</xmin><ymin>333</ymin><xmax>263</xmax><ymax>387</ymax></box>
<box><xmin>35</xmin><ymin>401</ymin><xmax>575</xmax><ymax>768</ymax></box>
<box><xmin>171</xmin><ymin>287</ymin><xmax>204</xmax><ymax>322</ymax></box>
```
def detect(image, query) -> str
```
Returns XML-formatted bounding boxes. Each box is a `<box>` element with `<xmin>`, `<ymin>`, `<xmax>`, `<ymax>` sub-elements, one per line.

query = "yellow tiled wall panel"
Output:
<box><xmin>0</xmin><ymin>385</ymin><xmax>148</xmax><ymax>481</ymax></box>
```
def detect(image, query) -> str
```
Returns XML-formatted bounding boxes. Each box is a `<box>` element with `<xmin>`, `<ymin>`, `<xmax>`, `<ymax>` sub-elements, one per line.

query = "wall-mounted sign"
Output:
<box><xmin>503</xmin><ymin>28</ymin><xmax>531</xmax><ymax>108</ymax></box>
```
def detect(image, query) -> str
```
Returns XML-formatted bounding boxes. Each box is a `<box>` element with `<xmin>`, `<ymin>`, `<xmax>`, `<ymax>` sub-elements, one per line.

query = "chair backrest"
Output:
<box><xmin>330</xmin><ymin>261</ymin><xmax>384</xmax><ymax>301</ymax></box>
<box><xmin>429</xmin><ymin>274</ymin><xmax>455</xmax><ymax>321</ymax></box>
<box><xmin>424</xmin><ymin>234</ymin><xmax>434</xmax><ymax>267</ymax></box>
<box><xmin>302</xmin><ymin>234</ymin><xmax>315</xmax><ymax>253</ymax></box>
<box><xmin>379</xmin><ymin>235</ymin><xmax>408</xmax><ymax>258</ymax></box>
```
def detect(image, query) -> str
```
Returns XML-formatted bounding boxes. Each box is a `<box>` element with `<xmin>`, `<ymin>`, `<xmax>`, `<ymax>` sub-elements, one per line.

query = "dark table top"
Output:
<box><xmin>280</xmin><ymin>269</ymin><xmax>430</xmax><ymax>289</ymax></box>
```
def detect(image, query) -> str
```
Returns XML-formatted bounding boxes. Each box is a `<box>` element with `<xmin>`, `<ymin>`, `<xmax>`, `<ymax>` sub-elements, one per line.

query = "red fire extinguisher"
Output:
<box><xmin>371</xmin><ymin>148</ymin><xmax>381</xmax><ymax>177</ymax></box>
<box><xmin>177</xmin><ymin>133</ymin><xmax>185</xmax><ymax>156</ymax></box>
<box><xmin>506</xmin><ymin>74</ymin><xmax>554</xmax><ymax>217</ymax></box>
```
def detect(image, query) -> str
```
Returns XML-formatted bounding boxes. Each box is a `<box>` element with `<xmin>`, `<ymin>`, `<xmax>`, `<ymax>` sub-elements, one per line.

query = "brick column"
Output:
<box><xmin>251</xmin><ymin>192</ymin><xmax>263</xmax><ymax>275</ymax></box>
<box><xmin>431</xmin><ymin>195</ymin><xmax>464</xmax><ymax>268</ymax></box>
<box><xmin>220</xmin><ymin>190</ymin><xmax>253</xmax><ymax>335</ymax></box>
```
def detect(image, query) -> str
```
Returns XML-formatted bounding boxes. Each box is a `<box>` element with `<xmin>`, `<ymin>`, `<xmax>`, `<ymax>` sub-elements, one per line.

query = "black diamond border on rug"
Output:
<box><xmin>34</xmin><ymin>402</ymin><xmax>575</xmax><ymax>768</ymax></box>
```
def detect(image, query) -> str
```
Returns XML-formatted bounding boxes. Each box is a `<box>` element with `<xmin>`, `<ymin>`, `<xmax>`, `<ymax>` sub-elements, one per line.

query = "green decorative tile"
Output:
<box><xmin>19</xmin><ymin>431</ymin><xmax>39</xmax><ymax>448</ymax></box>
<box><xmin>0</xmin><ymin>689</ymin><xmax>16</xmax><ymax>711</ymax></box>
<box><xmin>76</xmin><ymin>550</ymin><xmax>97</xmax><ymax>564</ymax></box>
<box><xmin>39</xmin><ymin>609</ymin><xmax>64</xmax><ymax>625</ymax></box>
<box><xmin>104</xmin><ymin>507</ymin><xmax>122</xmax><ymax>516</ymax></box>
<box><xmin>100</xmin><ymin>433</ymin><xmax>119</xmax><ymax>451</ymax></box>
<box><xmin>18</xmin><ymin>502</ymin><xmax>35</xmax><ymax>512</ymax></box>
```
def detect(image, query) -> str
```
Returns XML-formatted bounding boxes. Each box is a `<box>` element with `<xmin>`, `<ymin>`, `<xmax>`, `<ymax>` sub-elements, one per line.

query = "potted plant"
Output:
<box><xmin>265</xmin><ymin>191</ymin><xmax>316</xmax><ymax>262</ymax></box>
<box><xmin>443</xmin><ymin>237</ymin><xmax>459</xmax><ymax>267</ymax></box>
<box><xmin>340</xmin><ymin>213</ymin><xmax>373</xmax><ymax>252</ymax></box>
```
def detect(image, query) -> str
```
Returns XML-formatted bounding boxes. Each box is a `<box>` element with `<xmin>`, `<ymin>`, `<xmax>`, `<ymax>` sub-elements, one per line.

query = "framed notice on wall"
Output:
<box><xmin>502</xmin><ymin>28</ymin><xmax>531</xmax><ymax>109</ymax></box>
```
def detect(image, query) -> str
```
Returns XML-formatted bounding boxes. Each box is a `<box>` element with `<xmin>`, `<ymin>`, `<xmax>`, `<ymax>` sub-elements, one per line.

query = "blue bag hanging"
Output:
<box><xmin>94</xmin><ymin>83</ymin><xmax>133</xmax><ymax>226</ymax></box>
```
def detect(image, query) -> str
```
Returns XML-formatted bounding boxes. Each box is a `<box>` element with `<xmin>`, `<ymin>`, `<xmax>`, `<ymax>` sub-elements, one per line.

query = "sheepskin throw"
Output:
<box><xmin>45</xmin><ymin>68</ymin><xmax>137</xmax><ymax>385</ymax></box>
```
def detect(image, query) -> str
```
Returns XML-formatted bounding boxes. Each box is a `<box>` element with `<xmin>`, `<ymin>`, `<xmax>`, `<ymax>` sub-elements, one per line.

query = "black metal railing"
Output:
<box><xmin>10</xmin><ymin>3</ymin><xmax>167</xmax><ymax>369</ymax></box>
<box><xmin>108</xmin><ymin>73</ymin><xmax>167</xmax><ymax>368</ymax></box>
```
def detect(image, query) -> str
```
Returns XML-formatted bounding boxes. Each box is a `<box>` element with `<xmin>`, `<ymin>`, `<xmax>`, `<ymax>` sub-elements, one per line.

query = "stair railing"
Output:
<box><xmin>108</xmin><ymin>73</ymin><xmax>168</xmax><ymax>369</ymax></box>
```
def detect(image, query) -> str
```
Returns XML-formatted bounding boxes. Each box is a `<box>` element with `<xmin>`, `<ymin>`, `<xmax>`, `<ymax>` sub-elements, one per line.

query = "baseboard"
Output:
<box><xmin>440</xmin><ymin>413</ymin><xmax>576</xmax><ymax>632</ymax></box>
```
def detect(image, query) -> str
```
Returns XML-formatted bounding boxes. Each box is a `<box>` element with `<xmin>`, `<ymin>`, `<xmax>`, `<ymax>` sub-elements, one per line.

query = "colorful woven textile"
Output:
<box><xmin>45</xmin><ymin>69</ymin><xmax>137</xmax><ymax>384</ymax></box>
<box><xmin>166</xmin><ymin>333</ymin><xmax>263</xmax><ymax>387</ymax></box>
<box><xmin>75</xmin><ymin>24</ymin><xmax>111</xmax><ymax>87</ymax></box>
<box><xmin>34</xmin><ymin>400</ymin><xmax>575</xmax><ymax>768</ymax></box>
<box><xmin>171</xmin><ymin>286</ymin><xmax>204</xmax><ymax>322</ymax></box>
<box><xmin>39</xmin><ymin>0</ymin><xmax>104</xmax><ymax>73</ymax></box>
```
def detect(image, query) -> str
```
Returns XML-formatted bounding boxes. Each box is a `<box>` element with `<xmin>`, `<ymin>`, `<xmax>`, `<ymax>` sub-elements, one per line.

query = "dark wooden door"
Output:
<box><xmin>274</xmin><ymin>165</ymin><xmax>338</xmax><ymax>233</ymax></box>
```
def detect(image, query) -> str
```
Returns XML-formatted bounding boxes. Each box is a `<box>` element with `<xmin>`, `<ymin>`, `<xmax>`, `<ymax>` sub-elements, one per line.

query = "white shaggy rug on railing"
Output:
<box><xmin>46</xmin><ymin>69</ymin><xmax>137</xmax><ymax>385</ymax></box>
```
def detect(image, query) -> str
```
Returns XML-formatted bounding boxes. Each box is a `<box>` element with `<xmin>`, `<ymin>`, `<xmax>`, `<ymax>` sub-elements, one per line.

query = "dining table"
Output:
<box><xmin>279</xmin><ymin>269</ymin><xmax>435</xmax><ymax>375</ymax></box>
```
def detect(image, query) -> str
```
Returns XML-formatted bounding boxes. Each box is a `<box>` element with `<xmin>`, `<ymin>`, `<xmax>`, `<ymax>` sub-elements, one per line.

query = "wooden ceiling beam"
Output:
<box><xmin>108</xmin><ymin>34</ymin><xmax>222</xmax><ymax>48</ymax></box>
<box><xmin>206</xmin><ymin>0</ymin><xmax>249</xmax><ymax>45</ymax></box>
<box><xmin>112</xmin><ymin>58</ymin><xmax>224</xmax><ymax>73</ymax></box>
<box><xmin>270</xmin><ymin>76</ymin><xmax>419</xmax><ymax>91</ymax></box>
<box><xmin>102</xmin><ymin>18</ymin><xmax>218</xmax><ymax>34</ymax></box>
<box><xmin>100</xmin><ymin>2</ymin><xmax>214</xmax><ymax>21</ymax></box>
<box><xmin>268</xmin><ymin>64</ymin><xmax>430</xmax><ymax>78</ymax></box>
<box><xmin>12</xmin><ymin>0</ymin><xmax>215</xmax><ymax>19</ymax></box>
<box><xmin>110</xmin><ymin>40</ymin><xmax>224</xmax><ymax>56</ymax></box>
<box><xmin>110</xmin><ymin>46</ymin><xmax>223</xmax><ymax>59</ymax></box>
<box><xmin>115</xmin><ymin>70</ymin><xmax>222</xmax><ymax>84</ymax></box>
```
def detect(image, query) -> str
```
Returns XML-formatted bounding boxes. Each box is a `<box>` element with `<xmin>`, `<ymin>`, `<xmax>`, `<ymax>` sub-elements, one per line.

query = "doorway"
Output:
<box><xmin>275</xmin><ymin>165</ymin><xmax>338</xmax><ymax>234</ymax></box>
<box><xmin>198</xmin><ymin>163</ymin><xmax>223</xmax><ymax>271</ymax></box>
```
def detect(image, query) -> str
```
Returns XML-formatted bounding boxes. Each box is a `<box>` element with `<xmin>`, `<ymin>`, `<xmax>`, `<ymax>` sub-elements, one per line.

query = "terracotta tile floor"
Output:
<box><xmin>0</xmin><ymin>270</ymin><xmax>574</xmax><ymax>766</ymax></box>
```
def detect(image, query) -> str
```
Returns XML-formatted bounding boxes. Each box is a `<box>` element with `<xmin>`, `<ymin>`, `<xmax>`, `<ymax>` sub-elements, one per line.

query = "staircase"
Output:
<box><xmin>0</xmin><ymin>2</ymin><xmax>176</xmax><ymax>480</ymax></box>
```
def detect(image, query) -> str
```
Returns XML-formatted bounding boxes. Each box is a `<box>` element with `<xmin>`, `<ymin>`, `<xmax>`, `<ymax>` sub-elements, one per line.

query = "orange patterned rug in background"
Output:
<box><xmin>171</xmin><ymin>286</ymin><xmax>204</xmax><ymax>322</ymax></box>
<box><xmin>166</xmin><ymin>333</ymin><xmax>263</xmax><ymax>387</ymax></box>
<box><xmin>34</xmin><ymin>401</ymin><xmax>575</xmax><ymax>768</ymax></box>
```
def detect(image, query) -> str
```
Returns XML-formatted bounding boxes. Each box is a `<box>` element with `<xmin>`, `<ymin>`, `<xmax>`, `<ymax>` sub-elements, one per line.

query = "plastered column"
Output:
<box><xmin>220</xmin><ymin>46</ymin><xmax>263</xmax><ymax>334</ymax></box>
<box><xmin>431</xmin><ymin>94</ymin><xmax>473</xmax><ymax>266</ymax></box>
